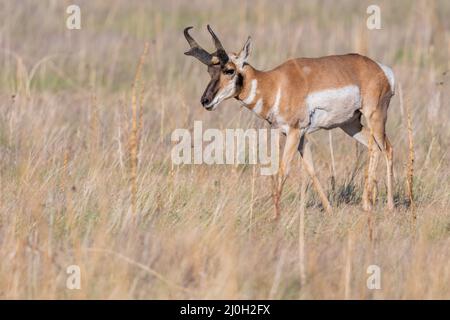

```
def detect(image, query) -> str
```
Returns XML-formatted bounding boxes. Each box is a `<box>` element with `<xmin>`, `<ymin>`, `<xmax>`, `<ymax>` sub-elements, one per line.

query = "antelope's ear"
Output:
<box><xmin>235</xmin><ymin>36</ymin><xmax>251</xmax><ymax>69</ymax></box>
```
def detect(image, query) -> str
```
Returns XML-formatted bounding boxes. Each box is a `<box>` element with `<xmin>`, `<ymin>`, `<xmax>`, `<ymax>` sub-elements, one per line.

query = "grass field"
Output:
<box><xmin>0</xmin><ymin>0</ymin><xmax>449</xmax><ymax>299</ymax></box>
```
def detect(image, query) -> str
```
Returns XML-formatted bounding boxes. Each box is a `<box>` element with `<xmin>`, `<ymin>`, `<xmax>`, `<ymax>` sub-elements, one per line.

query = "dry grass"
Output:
<box><xmin>0</xmin><ymin>0</ymin><xmax>449</xmax><ymax>299</ymax></box>
<box><xmin>405</xmin><ymin>94</ymin><xmax>416</xmax><ymax>215</ymax></box>
<box><xmin>128</xmin><ymin>42</ymin><xmax>149</xmax><ymax>216</ymax></box>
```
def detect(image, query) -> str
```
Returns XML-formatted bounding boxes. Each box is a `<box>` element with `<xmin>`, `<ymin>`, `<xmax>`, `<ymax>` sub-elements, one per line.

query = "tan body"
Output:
<box><xmin>238</xmin><ymin>54</ymin><xmax>392</xmax><ymax>134</ymax></box>
<box><xmin>236</xmin><ymin>54</ymin><xmax>394</xmax><ymax>214</ymax></box>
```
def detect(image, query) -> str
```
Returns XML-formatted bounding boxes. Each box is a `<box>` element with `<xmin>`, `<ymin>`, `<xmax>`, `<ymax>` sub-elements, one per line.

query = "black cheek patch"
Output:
<box><xmin>233</xmin><ymin>73</ymin><xmax>244</xmax><ymax>101</ymax></box>
<box><xmin>236</xmin><ymin>73</ymin><xmax>243</xmax><ymax>88</ymax></box>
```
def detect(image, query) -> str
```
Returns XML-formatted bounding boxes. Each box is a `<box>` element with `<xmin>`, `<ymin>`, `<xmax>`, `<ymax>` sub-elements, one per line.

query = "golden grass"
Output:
<box><xmin>0</xmin><ymin>0</ymin><xmax>449</xmax><ymax>299</ymax></box>
<box><xmin>128</xmin><ymin>42</ymin><xmax>149</xmax><ymax>217</ymax></box>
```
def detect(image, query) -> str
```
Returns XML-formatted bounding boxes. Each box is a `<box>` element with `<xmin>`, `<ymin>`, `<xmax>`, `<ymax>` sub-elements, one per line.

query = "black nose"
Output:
<box><xmin>201</xmin><ymin>97</ymin><xmax>210</xmax><ymax>106</ymax></box>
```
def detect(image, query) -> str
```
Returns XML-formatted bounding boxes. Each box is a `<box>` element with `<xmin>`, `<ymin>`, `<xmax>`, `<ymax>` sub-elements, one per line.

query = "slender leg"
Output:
<box><xmin>343</xmin><ymin>104</ymin><xmax>394</xmax><ymax>212</ymax></box>
<box><xmin>362</xmin><ymin>137</ymin><xmax>374</xmax><ymax>211</ymax></box>
<box><xmin>298</xmin><ymin>136</ymin><xmax>333</xmax><ymax>214</ymax></box>
<box><xmin>273</xmin><ymin>128</ymin><xmax>300</xmax><ymax>219</ymax></box>
<box><xmin>341</xmin><ymin>119</ymin><xmax>379</xmax><ymax>210</ymax></box>
<box><xmin>384</xmin><ymin>136</ymin><xmax>394</xmax><ymax>211</ymax></box>
<box><xmin>364</xmin><ymin>137</ymin><xmax>380</xmax><ymax>210</ymax></box>
<box><xmin>370</xmin><ymin>149</ymin><xmax>380</xmax><ymax>205</ymax></box>
<box><xmin>370</xmin><ymin>112</ymin><xmax>396</xmax><ymax>212</ymax></box>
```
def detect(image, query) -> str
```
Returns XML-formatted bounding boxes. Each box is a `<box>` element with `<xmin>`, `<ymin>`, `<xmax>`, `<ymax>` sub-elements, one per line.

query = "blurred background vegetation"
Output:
<box><xmin>0</xmin><ymin>0</ymin><xmax>449</xmax><ymax>299</ymax></box>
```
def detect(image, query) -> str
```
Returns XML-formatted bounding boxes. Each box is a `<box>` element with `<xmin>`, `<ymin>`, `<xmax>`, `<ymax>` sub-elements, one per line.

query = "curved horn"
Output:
<box><xmin>207</xmin><ymin>25</ymin><xmax>225</xmax><ymax>51</ymax></box>
<box><xmin>207</xmin><ymin>25</ymin><xmax>229</xmax><ymax>65</ymax></box>
<box><xmin>183</xmin><ymin>26</ymin><xmax>213</xmax><ymax>65</ymax></box>
<box><xmin>184</xmin><ymin>26</ymin><xmax>200</xmax><ymax>48</ymax></box>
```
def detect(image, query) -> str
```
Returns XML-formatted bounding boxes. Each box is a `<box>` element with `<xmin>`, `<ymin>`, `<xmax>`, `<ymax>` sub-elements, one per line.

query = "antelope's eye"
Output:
<box><xmin>224</xmin><ymin>69</ymin><xmax>235</xmax><ymax>75</ymax></box>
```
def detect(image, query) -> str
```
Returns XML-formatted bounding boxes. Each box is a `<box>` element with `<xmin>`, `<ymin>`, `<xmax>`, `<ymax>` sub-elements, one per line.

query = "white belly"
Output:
<box><xmin>305</xmin><ymin>85</ymin><xmax>361</xmax><ymax>132</ymax></box>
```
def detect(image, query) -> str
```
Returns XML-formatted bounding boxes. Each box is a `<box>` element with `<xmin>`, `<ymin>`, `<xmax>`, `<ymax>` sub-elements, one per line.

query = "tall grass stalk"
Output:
<box><xmin>129</xmin><ymin>42</ymin><xmax>149</xmax><ymax>216</ymax></box>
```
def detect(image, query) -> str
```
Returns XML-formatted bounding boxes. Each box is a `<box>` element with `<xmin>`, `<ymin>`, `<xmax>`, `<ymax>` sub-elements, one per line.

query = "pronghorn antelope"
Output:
<box><xmin>184</xmin><ymin>25</ymin><xmax>395</xmax><ymax>217</ymax></box>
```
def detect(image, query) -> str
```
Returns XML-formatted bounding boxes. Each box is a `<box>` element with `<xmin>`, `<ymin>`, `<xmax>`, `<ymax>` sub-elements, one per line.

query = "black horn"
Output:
<box><xmin>183</xmin><ymin>26</ymin><xmax>213</xmax><ymax>65</ymax></box>
<box><xmin>207</xmin><ymin>25</ymin><xmax>225</xmax><ymax>51</ymax></box>
<box><xmin>207</xmin><ymin>25</ymin><xmax>229</xmax><ymax>65</ymax></box>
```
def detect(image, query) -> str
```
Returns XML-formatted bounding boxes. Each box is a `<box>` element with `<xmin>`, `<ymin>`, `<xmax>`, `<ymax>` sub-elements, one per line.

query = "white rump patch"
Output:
<box><xmin>305</xmin><ymin>85</ymin><xmax>361</xmax><ymax>132</ymax></box>
<box><xmin>242</xmin><ymin>79</ymin><xmax>258</xmax><ymax>104</ymax></box>
<box><xmin>376</xmin><ymin>62</ymin><xmax>395</xmax><ymax>93</ymax></box>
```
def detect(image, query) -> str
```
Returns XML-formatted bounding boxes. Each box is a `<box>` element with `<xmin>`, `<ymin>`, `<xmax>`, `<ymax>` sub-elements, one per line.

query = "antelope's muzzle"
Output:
<box><xmin>201</xmin><ymin>78</ymin><xmax>219</xmax><ymax>110</ymax></box>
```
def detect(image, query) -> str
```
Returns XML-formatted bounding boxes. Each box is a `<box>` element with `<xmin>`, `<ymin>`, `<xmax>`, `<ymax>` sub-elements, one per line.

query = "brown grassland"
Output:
<box><xmin>0</xmin><ymin>0</ymin><xmax>449</xmax><ymax>299</ymax></box>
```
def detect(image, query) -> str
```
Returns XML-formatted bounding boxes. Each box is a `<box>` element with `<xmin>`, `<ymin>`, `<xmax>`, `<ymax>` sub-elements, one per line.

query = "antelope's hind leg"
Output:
<box><xmin>341</xmin><ymin>109</ymin><xmax>394</xmax><ymax>211</ymax></box>
<box><xmin>367</xmin><ymin>111</ymin><xmax>394</xmax><ymax>211</ymax></box>
<box><xmin>383</xmin><ymin>136</ymin><xmax>394</xmax><ymax>211</ymax></box>
<box><xmin>340</xmin><ymin>118</ymin><xmax>377</xmax><ymax>210</ymax></box>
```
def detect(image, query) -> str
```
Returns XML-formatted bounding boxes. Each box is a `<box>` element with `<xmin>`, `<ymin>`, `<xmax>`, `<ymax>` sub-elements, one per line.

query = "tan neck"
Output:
<box><xmin>237</xmin><ymin>65</ymin><xmax>263</xmax><ymax>107</ymax></box>
<box><xmin>237</xmin><ymin>64</ymin><xmax>259</xmax><ymax>103</ymax></box>
<box><xmin>237</xmin><ymin>65</ymin><xmax>274</xmax><ymax>119</ymax></box>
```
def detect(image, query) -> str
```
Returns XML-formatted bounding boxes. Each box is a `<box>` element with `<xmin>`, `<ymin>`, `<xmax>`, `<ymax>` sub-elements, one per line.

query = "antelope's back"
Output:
<box><xmin>276</xmin><ymin>53</ymin><xmax>394</xmax><ymax>97</ymax></box>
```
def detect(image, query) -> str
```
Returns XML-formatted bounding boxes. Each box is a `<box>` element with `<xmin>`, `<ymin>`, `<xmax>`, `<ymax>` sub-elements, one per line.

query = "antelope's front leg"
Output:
<box><xmin>273</xmin><ymin>128</ymin><xmax>300</xmax><ymax>219</ymax></box>
<box><xmin>298</xmin><ymin>137</ymin><xmax>333</xmax><ymax>214</ymax></box>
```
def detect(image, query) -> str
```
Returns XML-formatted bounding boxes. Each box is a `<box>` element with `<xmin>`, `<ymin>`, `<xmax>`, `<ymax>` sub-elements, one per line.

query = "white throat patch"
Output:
<box><xmin>252</xmin><ymin>98</ymin><xmax>264</xmax><ymax>115</ymax></box>
<box><xmin>242</xmin><ymin>79</ymin><xmax>258</xmax><ymax>105</ymax></box>
<box><xmin>266</xmin><ymin>87</ymin><xmax>282</xmax><ymax>124</ymax></box>
<box><xmin>272</xmin><ymin>88</ymin><xmax>281</xmax><ymax>113</ymax></box>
